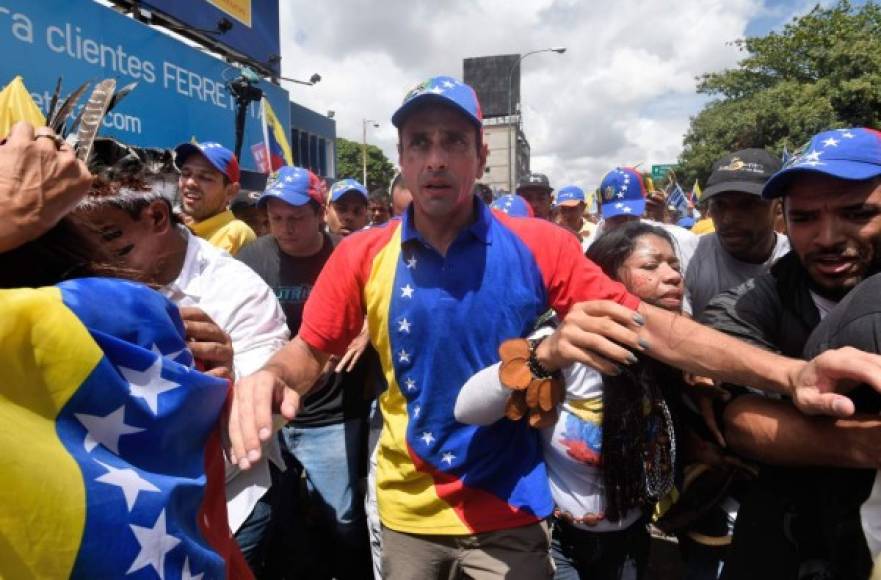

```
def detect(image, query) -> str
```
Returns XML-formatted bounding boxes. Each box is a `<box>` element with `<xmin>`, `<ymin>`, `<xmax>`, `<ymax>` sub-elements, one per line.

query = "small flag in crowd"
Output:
<box><xmin>252</xmin><ymin>96</ymin><xmax>293</xmax><ymax>173</ymax></box>
<box><xmin>0</xmin><ymin>278</ymin><xmax>252</xmax><ymax>580</ymax></box>
<box><xmin>667</xmin><ymin>182</ymin><xmax>690</xmax><ymax>215</ymax></box>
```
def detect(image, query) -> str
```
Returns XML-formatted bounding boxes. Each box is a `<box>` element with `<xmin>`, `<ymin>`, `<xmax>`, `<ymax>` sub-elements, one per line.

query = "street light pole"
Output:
<box><xmin>506</xmin><ymin>47</ymin><xmax>566</xmax><ymax>191</ymax></box>
<box><xmin>362</xmin><ymin>118</ymin><xmax>379</xmax><ymax>186</ymax></box>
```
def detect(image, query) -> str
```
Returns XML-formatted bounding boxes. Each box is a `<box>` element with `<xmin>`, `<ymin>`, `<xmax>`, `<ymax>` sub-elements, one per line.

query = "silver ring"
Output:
<box><xmin>34</xmin><ymin>134</ymin><xmax>65</xmax><ymax>149</ymax></box>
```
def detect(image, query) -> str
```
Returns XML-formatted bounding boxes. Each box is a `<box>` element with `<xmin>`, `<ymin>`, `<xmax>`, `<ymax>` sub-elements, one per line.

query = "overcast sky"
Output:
<box><xmin>278</xmin><ymin>0</ymin><xmax>830</xmax><ymax>190</ymax></box>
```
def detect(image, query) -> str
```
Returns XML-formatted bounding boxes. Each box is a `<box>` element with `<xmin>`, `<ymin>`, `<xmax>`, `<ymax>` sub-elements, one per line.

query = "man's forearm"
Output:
<box><xmin>641</xmin><ymin>303</ymin><xmax>801</xmax><ymax>396</ymax></box>
<box><xmin>263</xmin><ymin>335</ymin><xmax>329</xmax><ymax>396</ymax></box>
<box><xmin>724</xmin><ymin>395</ymin><xmax>881</xmax><ymax>469</ymax></box>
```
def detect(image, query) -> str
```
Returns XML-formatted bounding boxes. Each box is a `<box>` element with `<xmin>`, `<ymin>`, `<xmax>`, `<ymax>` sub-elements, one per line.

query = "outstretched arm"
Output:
<box><xmin>227</xmin><ymin>335</ymin><xmax>329</xmax><ymax>469</ymax></box>
<box><xmin>535</xmin><ymin>300</ymin><xmax>881</xmax><ymax>417</ymax></box>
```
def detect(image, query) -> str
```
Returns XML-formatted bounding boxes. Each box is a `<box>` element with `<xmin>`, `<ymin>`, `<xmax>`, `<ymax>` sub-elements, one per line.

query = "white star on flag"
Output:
<box><xmin>398</xmin><ymin>318</ymin><xmax>412</xmax><ymax>333</ymax></box>
<box><xmin>803</xmin><ymin>149</ymin><xmax>823</xmax><ymax>163</ymax></box>
<box><xmin>614</xmin><ymin>202</ymin><xmax>624</xmax><ymax>209</ymax></box>
<box><xmin>822</xmin><ymin>137</ymin><xmax>839</xmax><ymax>148</ymax></box>
<box><xmin>413</xmin><ymin>405</ymin><xmax>421</xmax><ymax>418</ymax></box>
<box><xmin>120</xmin><ymin>355</ymin><xmax>181</xmax><ymax>415</ymax></box>
<box><xmin>429</xmin><ymin>86</ymin><xmax>444</xmax><ymax>94</ymax></box>
<box><xmin>421</xmin><ymin>432</ymin><xmax>434</xmax><ymax>446</ymax></box>
<box><xmin>623</xmin><ymin>207</ymin><xmax>633</xmax><ymax>213</ymax></box>
<box><xmin>181</xmin><ymin>558</ymin><xmax>203</xmax><ymax>580</ymax></box>
<box><xmin>838</xmin><ymin>129</ymin><xmax>856</xmax><ymax>138</ymax></box>
<box><xmin>401</xmin><ymin>284</ymin><xmax>415</xmax><ymax>298</ymax></box>
<box><xmin>151</xmin><ymin>344</ymin><xmax>191</xmax><ymax>369</ymax></box>
<box><xmin>441</xmin><ymin>452</ymin><xmax>456</xmax><ymax>465</ymax></box>
<box><xmin>442</xmin><ymin>80</ymin><xmax>455</xmax><ymax>89</ymax></box>
<box><xmin>94</xmin><ymin>460</ymin><xmax>160</xmax><ymax>511</ymax></box>
<box><xmin>616</xmin><ymin>192</ymin><xmax>624</xmax><ymax>199</ymax></box>
<box><xmin>127</xmin><ymin>509</ymin><xmax>181</xmax><ymax>579</ymax></box>
<box><xmin>398</xmin><ymin>350</ymin><xmax>411</xmax><ymax>364</ymax></box>
<box><xmin>75</xmin><ymin>406</ymin><xmax>144</xmax><ymax>454</ymax></box>
<box><xmin>404</xmin><ymin>378</ymin><xmax>416</xmax><ymax>391</ymax></box>
<box><xmin>406</xmin><ymin>256</ymin><xmax>418</xmax><ymax>269</ymax></box>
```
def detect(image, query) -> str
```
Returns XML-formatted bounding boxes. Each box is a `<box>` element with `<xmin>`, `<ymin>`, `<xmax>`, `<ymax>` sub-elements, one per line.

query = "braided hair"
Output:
<box><xmin>586</xmin><ymin>221</ymin><xmax>682</xmax><ymax>521</ymax></box>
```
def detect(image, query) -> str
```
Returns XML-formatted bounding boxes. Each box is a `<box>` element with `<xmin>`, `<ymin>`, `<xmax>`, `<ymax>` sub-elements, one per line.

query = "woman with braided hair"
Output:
<box><xmin>455</xmin><ymin>221</ymin><xmax>685</xmax><ymax>580</ymax></box>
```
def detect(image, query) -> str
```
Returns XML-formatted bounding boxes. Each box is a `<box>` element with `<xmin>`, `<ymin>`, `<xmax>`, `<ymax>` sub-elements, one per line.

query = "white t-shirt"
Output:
<box><xmin>160</xmin><ymin>228</ymin><xmax>290</xmax><ymax>531</ymax></box>
<box><xmin>455</xmin><ymin>330</ymin><xmax>641</xmax><ymax>532</ymax></box>
<box><xmin>686</xmin><ymin>233</ymin><xmax>790</xmax><ymax>317</ymax></box>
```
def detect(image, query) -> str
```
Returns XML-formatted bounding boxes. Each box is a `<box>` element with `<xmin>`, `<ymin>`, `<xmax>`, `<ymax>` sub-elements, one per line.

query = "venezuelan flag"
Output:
<box><xmin>261</xmin><ymin>97</ymin><xmax>293</xmax><ymax>172</ymax></box>
<box><xmin>0</xmin><ymin>278</ymin><xmax>251</xmax><ymax>579</ymax></box>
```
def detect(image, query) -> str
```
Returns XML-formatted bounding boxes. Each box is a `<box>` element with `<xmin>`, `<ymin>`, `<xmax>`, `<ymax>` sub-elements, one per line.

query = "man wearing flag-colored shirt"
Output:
<box><xmin>229</xmin><ymin>77</ymin><xmax>881</xmax><ymax>579</ymax></box>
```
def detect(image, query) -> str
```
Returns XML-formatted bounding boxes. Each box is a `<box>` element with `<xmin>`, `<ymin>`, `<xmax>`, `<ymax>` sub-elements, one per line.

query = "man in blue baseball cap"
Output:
<box><xmin>174</xmin><ymin>141</ymin><xmax>256</xmax><ymax>255</ymax></box>
<box><xmin>326</xmin><ymin>178</ymin><xmax>369</xmax><ymax>236</ymax></box>
<box><xmin>701</xmin><ymin>128</ymin><xmax>881</xmax><ymax>579</ymax></box>
<box><xmin>238</xmin><ymin>166</ymin><xmax>375</xmax><ymax>578</ymax></box>
<box><xmin>230</xmin><ymin>79</ymin><xmax>881</xmax><ymax>580</ymax></box>
<box><xmin>553</xmin><ymin>185</ymin><xmax>595</xmax><ymax>248</ymax></box>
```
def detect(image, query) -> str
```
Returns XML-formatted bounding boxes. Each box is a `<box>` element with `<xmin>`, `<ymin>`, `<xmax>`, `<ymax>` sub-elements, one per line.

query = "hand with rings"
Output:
<box><xmin>0</xmin><ymin>121</ymin><xmax>93</xmax><ymax>253</ymax></box>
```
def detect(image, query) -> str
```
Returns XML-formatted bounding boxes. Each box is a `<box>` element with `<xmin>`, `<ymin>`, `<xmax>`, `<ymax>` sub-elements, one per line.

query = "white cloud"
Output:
<box><xmin>278</xmin><ymin>0</ymin><xmax>799</xmax><ymax>191</ymax></box>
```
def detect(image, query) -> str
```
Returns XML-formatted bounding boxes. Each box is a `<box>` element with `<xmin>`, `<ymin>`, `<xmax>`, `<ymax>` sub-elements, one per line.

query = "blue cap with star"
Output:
<box><xmin>173</xmin><ymin>141</ymin><xmax>240</xmax><ymax>183</ymax></box>
<box><xmin>391</xmin><ymin>76</ymin><xmax>483</xmax><ymax>129</ymax></box>
<box><xmin>491</xmin><ymin>194</ymin><xmax>534</xmax><ymax>218</ymax></box>
<box><xmin>598</xmin><ymin>167</ymin><xmax>646</xmax><ymax>219</ymax></box>
<box><xmin>329</xmin><ymin>178</ymin><xmax>369</xmax><ymax>203</ymax></box>
<box><xmin>763</xmin><ymin>128</ymin><xmax>881</xmax><ymax>199</ymax></box>
<box><xmin>553</xmin><ymin>185</ymin><xmax>586</xmax><ymax>208</ymax></box>
<box><xmin>258</xmin><ymin>166</ymin><xmax>324</xmax><ymax>207</ymax></box>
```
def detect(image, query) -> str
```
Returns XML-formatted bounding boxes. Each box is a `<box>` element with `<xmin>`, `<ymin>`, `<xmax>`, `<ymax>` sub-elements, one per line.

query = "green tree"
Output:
<box><xmin>678</xmin><ymin>1</ymin><xmax>881</xmax><ymax>185</ymax></box>
<box><xmin>335</xmin><ymin>137</ymin><xmax>396</xmax><ymax>191</ymax></box>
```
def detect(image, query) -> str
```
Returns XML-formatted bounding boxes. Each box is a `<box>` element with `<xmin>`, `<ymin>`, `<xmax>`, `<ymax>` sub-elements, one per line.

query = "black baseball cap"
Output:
<box><xmin>702</xmin><ymin>149</ymin><xmax>781</xmax><ymax>201</ymax></box>
<box><xmin>517</xmin><ymin>173</ymin><xmax>553</xmax><ymax>192</ymax></box>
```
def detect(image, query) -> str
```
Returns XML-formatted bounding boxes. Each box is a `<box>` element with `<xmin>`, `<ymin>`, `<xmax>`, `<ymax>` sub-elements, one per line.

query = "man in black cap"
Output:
<box><xmin>231</xmin><ymin>190</ymin><xmax>269</xmax><ymax>237</ymax></box>
<box><xmin>517</xmin><ymin>172</ymin><xmax>554</xmax><ymax>219</ymax></box>
<box><xmin>686</xmin><ymin>149</ymin><xmax>790</xmax><ymax>317</ymax></box>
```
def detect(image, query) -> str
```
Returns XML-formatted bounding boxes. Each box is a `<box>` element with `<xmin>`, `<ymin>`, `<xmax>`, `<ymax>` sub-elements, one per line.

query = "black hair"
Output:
<box><xmin>586</xmin><ymin>221</ymin><xmax>676</xmax><ymax>276</ymax></box>
<box><xmin>0</xmin><ymin>216</ymin><xmax>123</xmax><ymax>289</ymax></box>
<box><xmin>585</xmin><ymin>220</ymin><xmax>682</xmax><ymax>521</ymax></box>
<box><xmin>368</xmin><ymin>188</ymin><xmax>391</xmax><ymax>205</ymax></box>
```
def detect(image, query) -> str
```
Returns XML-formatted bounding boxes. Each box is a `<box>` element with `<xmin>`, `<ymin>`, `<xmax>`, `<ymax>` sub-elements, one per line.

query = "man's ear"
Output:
<box><xmin>142</xmin><ymin>199</ymin><xmax>172</xmax><ymax>234</ymax></box>
<box><xmin>225</xmin><ymin>181</ymin><xmax>241</xmax><ymax>205</ymax></box>
<box><xmin>476</xmin><ymin>141</ymin><xmax>489</xmax><ymax>179</ymax></box>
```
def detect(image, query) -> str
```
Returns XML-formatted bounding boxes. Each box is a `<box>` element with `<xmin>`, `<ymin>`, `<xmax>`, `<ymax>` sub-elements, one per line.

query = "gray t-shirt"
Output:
<box><xmin>686</xmin><ymin>232</ymin><xmax>790</xmax><ymax>318</ymax></box>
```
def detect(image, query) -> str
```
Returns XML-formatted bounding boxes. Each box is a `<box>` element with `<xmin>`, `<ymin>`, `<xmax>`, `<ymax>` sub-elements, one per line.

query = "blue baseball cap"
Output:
<box><xmin>554</xmin><ymin>185</ymin><xmax>586</xmax><ymax>208</ymax></box>
<box><xmin>599</xmin><ymin>167</ymin><xmax>646</xmax><ymax>219</ymax></box>
<box><xmin>174</xmin><ymin>141</ymin><xmax>240</xmax><ymax>183</ymax></box>
<box><xmin>329</xmin><ymin>178</ymin><xmax>369</xmax><ymax>203</ymax></box>
<box><xmin>763</xmin><ymin>128</ymin><xmax>881</xmax><ymax>199</ymax></box>
<box><xmin>258</xmin><ymin>166</ymin><xmax>324</xmax><ymax>207</ymax></box>
<box><xmin>677</xmin><ymin>216</ymin><xmax>695</xmax><ymax>229</ymax></box>
<box><xmin>491</xmin><ymin>194</ymin><xmax>534</xmax><ymax>218</ymax></box>
<box><xmin>392</xmin><ymin>76</ymin><xmax>483</xmax><ymax>129</ymax></box>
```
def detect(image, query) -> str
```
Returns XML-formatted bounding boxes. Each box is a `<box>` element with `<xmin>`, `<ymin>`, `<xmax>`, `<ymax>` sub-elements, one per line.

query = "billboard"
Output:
<box><xmin>0</xmin><ymin>0</ymin><xmax>290</xmax><ymax>172</ymax></box>
<box><xmin>134</xmin><ymin>0</ymin><xmax>280</xmax><ymax>75</ymax></box>
<box><xmin>463</xmin><ymin>55</ymin><xmax>520</xmax><ymax>119</ymax></box>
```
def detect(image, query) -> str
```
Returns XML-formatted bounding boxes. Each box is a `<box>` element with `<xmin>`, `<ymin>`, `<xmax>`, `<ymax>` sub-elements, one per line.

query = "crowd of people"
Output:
<box><xmin>5</xmin><ymin>74</ymin><xmax>881</xmax><ymax>580</ymax></box>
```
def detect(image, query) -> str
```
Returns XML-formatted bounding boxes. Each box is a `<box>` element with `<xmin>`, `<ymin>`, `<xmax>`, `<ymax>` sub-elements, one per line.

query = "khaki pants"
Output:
<box><xmin>381</xmin><ymin>520</ymin><xmax>554</xmax><ymax>580</ymax></box>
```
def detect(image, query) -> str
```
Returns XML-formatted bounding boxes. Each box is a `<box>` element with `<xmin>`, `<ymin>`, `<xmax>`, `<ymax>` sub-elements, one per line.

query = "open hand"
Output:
<box><xmin>790</xmin><ymin>346</ymin><xmax>881</xmax><ymax>417</ymax></box>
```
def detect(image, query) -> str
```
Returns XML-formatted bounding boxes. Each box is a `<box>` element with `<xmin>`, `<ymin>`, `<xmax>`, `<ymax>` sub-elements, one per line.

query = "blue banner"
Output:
<box><xmin>138</xmin><ymin>0</ymin><xmax>280</xmax><ymax>75</ymax></box>
<box><xmin>0</xmin><ymin>0</ymin><xmax>290</xmax><ymax>172</ymax></box>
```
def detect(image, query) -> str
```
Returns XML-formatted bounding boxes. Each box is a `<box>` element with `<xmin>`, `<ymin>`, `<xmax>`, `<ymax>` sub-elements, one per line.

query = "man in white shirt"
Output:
<box><xmin>75</xmin><ymin>168</ymin><xmax>289</xmax><ymax>574</ymax></box>
<box><xmin>686</xmin><ymin>149</ymin><xmax>790</xmax><ymax>317</ymax></box>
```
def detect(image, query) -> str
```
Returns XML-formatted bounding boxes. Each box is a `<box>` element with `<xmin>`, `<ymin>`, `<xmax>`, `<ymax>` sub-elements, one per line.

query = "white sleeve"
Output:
<box><xmin>454</xmin><ymin>362</ymin><xmax>510</xmax><ymax>426</ymax></box>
